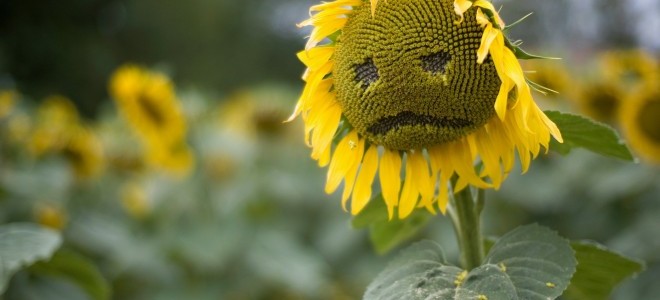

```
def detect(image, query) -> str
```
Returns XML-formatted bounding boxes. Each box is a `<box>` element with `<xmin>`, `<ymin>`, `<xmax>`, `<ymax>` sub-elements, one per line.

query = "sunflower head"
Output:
<box><xmin>601</xmin><ymin>49</ymin><xmax>659</xmax><ymax>91</ymax></box>
<box><xmin>575</xmin><ymin>81</ymin><xmax>623</xmax><ymax>123</ymax></box>
<box><xmin>62</xmin><ymin>126</ymin><xmax>105</xmax><ymax>179</ymax></box>
<box><xmin>29</xmin><ymin>95</ymin><xmax>80</xmax><ymax>156</ymax></box>
<box><xmin>109</xmin><ymin>64</ymin><xmax>195</xmax><ymax>177</ymax></box>
<box><xmin>292</xmin><ymin>0</ymin><xmax>562</xmax><ymax>218</ymax></box>
<box><xmin>333</xmin><ymin>1</ymin><xmax>500</xmax><ymax>149</ymax></box>
<box><xmin>34</xmin><ymin>202</ymin><xmax>68</xmax><ymax>231</ymax></box>
<box><xmin>620</xmin><ymin>84</ymin><xmax>660</xmax><ymax>164</ymax></box>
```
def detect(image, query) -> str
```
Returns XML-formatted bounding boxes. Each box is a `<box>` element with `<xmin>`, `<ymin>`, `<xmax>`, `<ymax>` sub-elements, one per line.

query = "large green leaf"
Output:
<box><xmin>485</xmin><ymin>224</ymin><xmax>577</xmax><ymax>300</ymax></box>
<box><xmin>365</xmin><ymin>224</ymin><xmax>577</xmax><ymax>300</ymax></box>
<box><xmin>564</xmin><ymin>241</ymin><xmax>644</xmax><ymax>300</ymax></box>
<box><xmin>352</xmin><ymin>195</ymin><xmax>432</xmax><ymax>254</ymax></box>
<box><xmin>0</xmin><ymin>223</ymin><xmax>62</xmax><ymax>293</ymax></box>
<box><xmin>545</xmin><ymin>111</ymin><xmax>634</xmax><ymax>161</ymax></box>
<box><xmin>31</xmin><ymin>250</ymin><xmax>111</xmax><ymax>300</ymax></box>
<box><xmin>364</xmin><ymin>241</ymin><xmax>465</xmax><ymax>300</ymax></box>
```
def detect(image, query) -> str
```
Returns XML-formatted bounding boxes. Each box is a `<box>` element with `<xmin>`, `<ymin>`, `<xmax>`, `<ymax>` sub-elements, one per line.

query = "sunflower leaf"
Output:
<box><xmin>30</xmin><ymin>250</ymin><xmax>111</xmax><ymax>300</ymax></box>
<box><xmin>545</xmin><ymin>111</ymin><xmax>634</xmax><ymax>161</ymax></box>
<box><xmin>0</xmin><ymin>223</ymin><xmax>62</xmax><ymax>293</ymax></box>
<box><xmin>484</xmin><ymin>224</ymin><xmax>577</xmax><ymax>300</ymax></box>
<box><xmin>352</xmin><ymin>194</ymin><xmax>432</xmax><ymax>254</ymax></box>
<box><xmin>563</xmin><ymin>241</ymin><xmax>644</xmax><ymax>300</ymax></box>
<box><xmin>364</xmin><ymin>224</ymin><xmax>577</xmax><ymax>300</ymax></box>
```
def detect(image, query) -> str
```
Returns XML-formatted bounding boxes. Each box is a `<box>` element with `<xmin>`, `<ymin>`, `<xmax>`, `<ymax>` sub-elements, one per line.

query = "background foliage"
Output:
<box><xmin>0</xmin><ymin>0</ymin><xmax>658</xmax><ymax>299</ymax></box>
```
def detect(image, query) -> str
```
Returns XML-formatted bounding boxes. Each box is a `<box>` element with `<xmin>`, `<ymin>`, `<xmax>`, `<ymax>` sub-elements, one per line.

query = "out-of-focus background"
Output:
<box><xmin>0</xmin><ymin>0</ymin><xmax>658</xmax><ymax>299</ymax></box>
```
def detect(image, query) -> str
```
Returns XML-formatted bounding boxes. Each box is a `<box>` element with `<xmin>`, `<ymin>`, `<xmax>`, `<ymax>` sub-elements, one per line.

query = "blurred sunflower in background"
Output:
<box><xmin>522</xmin><ymin>59</ymin><xmax>571</xmax><ymax>100</ymax></box>
<box><xmin>120</xmin><ymin>180</ymin><xmax>151</xmax><ymax>219</ymax></box>
<box><xmin>28</xmin><ymin>95</ymin><xmax>80</xmax><ymax>156</ymax></box>
<box><xmin>26</xmin><ymin>95</ymin><xmax>104</xmax><ymax>179</ymax></box>
<box><xmin>61</xmin><ymin>126</ymin><xmax>105</xmax><ymax>179</ymax></box>
<box><xmin>0</xmin><ymin>90</ymin><xmax>17</xmax><ymax>119</ymax></box>
<box><xmin>110</xmin><ymin>64</ymin><xmax>195</xmax><ymax>177</ymax></box>
<box><xmin>574</xmin><ymin>81</ymin><xmax>624</xmax><ymax>124</ymax></box>
<box><xmin>34</xmin><ymin>202</ymin><xmax>68</xmax><ymax>231</ymax></box>
<box><xmin>619</xmin><ymin>84</ymin><xmax>660</xmax><ymax>164</ymax></box>
<box><xmin>291</xmin><ymin>0</ymin><xmax>562</xmax><ymax>219</ymax></box>
<box><xmin>601</xmin><ymin>50</ymin><xmax>659</xmax><ymax>92</ymax></box>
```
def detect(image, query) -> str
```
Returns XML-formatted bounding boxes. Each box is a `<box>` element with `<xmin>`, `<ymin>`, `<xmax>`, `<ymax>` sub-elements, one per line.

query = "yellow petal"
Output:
<box><xmin>409</xmin><ymin>151</ymin><xmax>436</xmax><ymax>214</ymax></box>
<box><xmin>351</xmin><ymin>145</ymin><xmax>379</xmax><ymax>215</ymax></box>
<box><xmin>341</xmin><ymin>138</ymin><xmax>365</xmax><ymax>208</ymax></box>
<box><xmin>325</xmin><ymin>131</ymin><xmax>359</xmax><ymax>194</ymax></box>
<box><xmin>453</xmin><ymin>0</ymin><xmax>473</xmax><ymax>24</ymax></box>
<box><xmin>477</xmin><ymin>25</ymin><xmax>499</xmax><ymax>64</ymax></box>
<box><xmin>398</xmin><ymin>152</ymin><xmax>419</xmax><ymax>219</ymax></box>
<box><xmin>379</xmin><ymin>148</ymin><xmax>402</xmax><ymax>220</ymax></box>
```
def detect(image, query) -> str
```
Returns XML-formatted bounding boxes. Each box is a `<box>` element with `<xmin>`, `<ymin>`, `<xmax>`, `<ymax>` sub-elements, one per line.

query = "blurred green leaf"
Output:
<box><xmin>31</xmin><ymin>250</ymin><xmax>110</xmax><ymax>300</ymax></box>
<box><xmin>485</xmin><ymin>224</ymin><xmax>577</xmax><ymax>299</ymax></box>
<box><xmin>564</xmin><ymin>241</ymin><xmax>644</xmax><ymax>300</ymax></box>
<box><xmin>366</xmin><ymin>224</ymin><xmax>577</xmax><ymax>299</ymax></box>
<box><xmin>0</xmin><ymin>223</ymin><xmax>62</xmax><ymax>293</ymax></box>
<box><xmin>352</xmin><ymin>194</ymin><xmax>388</xmax><ymax>229</ymax></box>
<box><xmin>545</xmin><ymin>111</ymin><xmax>634</xmax><ymax>161</ymax></box>
<box><xmin>353</xmin><ymin>195</ymin><xmax>432</xmax><ymax>254</ymax></box>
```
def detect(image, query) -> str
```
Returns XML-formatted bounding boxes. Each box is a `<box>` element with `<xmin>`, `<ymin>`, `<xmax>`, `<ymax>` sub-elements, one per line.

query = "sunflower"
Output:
<box><xmin>600</xmin><ymin>49</ymin><xmax>659</xmax><ymax>92</ymax></box>
<box><xmin>110</xmin><ymin>64</ymin><xmax>186</xmax><ymax>147</ymax></box>
<box><xmin>120</xmin><ymin>181</ymin><xmax>151</xmax><ymax>219</ymax></box>
<box><xmin>62</xmin><ymin>126</ymin><xmax>105</xmax><ymax>179</ymax></box>
<box><xmin>29</xmin><ymin>95</ymin><xmax>80</xmax><ymax>156</ymax></box>
<box><xmin>619</xmin><ymin>84</ymin><xmax>660</xmax><ymax>164</ymax></box>
<box><xmin>0</xmin><ymin>90</ymin><xmax>17</xmax><ymax>119</ymax></box>
<box><xmin>522</xmin><ymin>59</ymin><xmax>570</xmax><ymax>100</ymax></box>
<box><xmin>110</xmin><ymin>64</ymin><xmax>195</xmax><ymax>176</ymax></box>
<box><xmin>34</xmin><ymin>202</ymin><xmax>68</xmax><ymax>231</ymax></box>
<box><xmin>574</xmin><ymin>81</ymin><xmax>624</xmax><ymax>124</ymax></box>
<box><xmin>290</xmin><ymin>0</ymin><xmax>562</xmax><ymax>219</ymax></box>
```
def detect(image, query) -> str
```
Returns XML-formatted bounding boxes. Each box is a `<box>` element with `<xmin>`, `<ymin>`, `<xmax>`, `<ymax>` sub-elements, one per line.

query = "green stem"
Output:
<box><xmin>449</xmin><ymin>184</ymin><xmax>485</xmax><ymax>271</ymax></box>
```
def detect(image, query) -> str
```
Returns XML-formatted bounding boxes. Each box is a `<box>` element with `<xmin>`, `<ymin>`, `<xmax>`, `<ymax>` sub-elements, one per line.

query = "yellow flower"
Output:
<box><xmin>522</xmin><ymin>59</ymin><xmax>570</xmax><ymax>99</ymax></box>
<box><xmin>34</xmin><ymin>203</ymin><xmax>68</xmax><ymax>231</ymax></box>
<box><xmin>619</xmin><ymin>85</ymin><xmax>660</xmax><ymax>164</ymax></box>
<box><xmin>109</xmin><ymin>64</ymin><xmax>195</xmax><ymax>176</ymax></box>
<box><xmin>29</xmin><ymin>95</ymin><xmax>80</xmax><ymax>156</ymax></box>
<box><xmin>291</xmin><ymin>0</ymin><xmax>562</xmax><ymax>219</ymax></box>
<box><xmin>120</xmin><ymin>181</ymin><xmax>151</xmax><ymax>219</ymax></box>
<box><xmin>62</xmin><ymin>126</ymin><xmax>105</xmax><ymax>179</ymax></box>
<box><xmin>0</xmin><ymin>90</ymin><xmax>18</xmax><ymax>119</ymax></box>
<box><xmin>146</xmin><ymin>139</ymin><xmax>196</xmax><ymax>178</ymax></box>
<box><xmin>575</xmin><ymin>81</ymin><xmax>623</xmax><ymax>123</ymax></box>
<box><xmin>600</xmin><ymin>49</ymin><xmax>659</xmax><ymax>92</ymax></box>
<box><xmin>109</xmin><ymin>64</ymin><xmax>186</xmax><ymax>147</ymax></box>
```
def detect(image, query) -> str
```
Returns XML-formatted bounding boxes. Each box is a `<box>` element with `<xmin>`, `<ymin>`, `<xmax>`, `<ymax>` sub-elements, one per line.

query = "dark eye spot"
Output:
<box><xmin>421</xmin><ymin>51</ymin><xmax>451</xmax><ymax>74</ymax></box>
<box><xmin>354</xmin><ymin>58</ymin><xmax>379</xmax><ymax>90</ymax></box>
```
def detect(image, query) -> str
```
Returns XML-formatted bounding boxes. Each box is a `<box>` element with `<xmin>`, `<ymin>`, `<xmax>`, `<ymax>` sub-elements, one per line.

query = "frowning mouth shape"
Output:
<box><xmin>367</xmin><ymin>111</ymin><xmax>474</xmax><ymax>135</ymax></box>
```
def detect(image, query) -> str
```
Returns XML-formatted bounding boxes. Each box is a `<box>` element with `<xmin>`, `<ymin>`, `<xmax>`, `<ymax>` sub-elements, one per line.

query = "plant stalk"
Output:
<box><xmin>449</xmin><ymin>185</ymin><xmax>485</xmax><ymax>270</ymax></box>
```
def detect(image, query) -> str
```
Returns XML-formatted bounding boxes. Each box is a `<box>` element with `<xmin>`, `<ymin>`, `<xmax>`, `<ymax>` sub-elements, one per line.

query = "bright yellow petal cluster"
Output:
<box><xmin>110</xmin><ymin>64</ymin><xmax>195</xmax><ymax>177</ymax></box>
<box><xmin>292</xmin><ymin>0</ymin><xmax>564</xmax><ymax>219</ymax></box>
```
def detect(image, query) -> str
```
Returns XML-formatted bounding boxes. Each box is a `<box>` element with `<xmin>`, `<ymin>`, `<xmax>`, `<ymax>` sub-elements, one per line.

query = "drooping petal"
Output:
<box><xmin>379</xmin><ymin>148</ymin><xmax>402</xmax><ymax>219</ymax></box>
<box><xmin>351</xmin><ymin>145</ymin><xmax>379</xmax><ymax>215</ymax></box>
<box><xmin>398</xmin><ymin>153</ymin><xmax>419</xmax><ymax>219</ymax></box>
